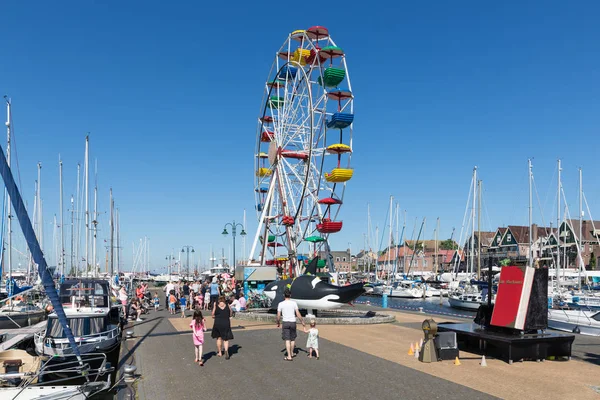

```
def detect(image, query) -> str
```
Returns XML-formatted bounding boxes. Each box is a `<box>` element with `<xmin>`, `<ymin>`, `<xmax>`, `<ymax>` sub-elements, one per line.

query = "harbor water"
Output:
<box><xmin>356</xmin><ymin>295</ymin><xmax>477</xmax><ymax>319</ymax></box>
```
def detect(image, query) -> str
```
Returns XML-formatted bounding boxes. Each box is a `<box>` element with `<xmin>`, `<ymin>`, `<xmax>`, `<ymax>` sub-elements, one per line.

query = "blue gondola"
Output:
<box><xmin>278</xmin><ymin>66</ymin><xmax>298</xmax><ymax>80</ymax></box>
<box><xmin>326</xmin><ymin>112</ymin><xmax>354</xmax><ymax>129</ymax></box>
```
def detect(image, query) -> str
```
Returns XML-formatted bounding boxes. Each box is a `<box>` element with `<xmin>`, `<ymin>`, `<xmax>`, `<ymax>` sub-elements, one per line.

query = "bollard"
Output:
<box><xmin>382</xmin><ymin>293</ymin><xmax>388</xmax><ymax>308</ymax></box>
<box><xmin>126</xmin><ymin>330</ymin><xmax>134</xmax><ymax>339</ymax></box>
<box><xmin>123</xmin><ymin>364</ymin><xmax>137</xmax><ymax>381</ymax></box>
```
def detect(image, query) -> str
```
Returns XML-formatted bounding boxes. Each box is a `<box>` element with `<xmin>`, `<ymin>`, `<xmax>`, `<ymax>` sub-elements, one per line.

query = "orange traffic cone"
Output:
<box><xmin>454</xmin><ymin>356</ymin><xmax>461</xmax><ymax>366</ymax></box>
<box><xmin>408</xmin><ymin>343</ymin><xmax>414</xmax><ymax>356</ymax></box>
<box><xmin>415</xmin><ymin>341</ymin><xmax>420</xmax><ymax>351</ymax></box>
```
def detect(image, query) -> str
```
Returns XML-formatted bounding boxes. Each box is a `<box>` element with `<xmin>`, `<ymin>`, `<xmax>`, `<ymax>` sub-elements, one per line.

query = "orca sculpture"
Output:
<box><xmin>264</xmin><ymin>275</ymin><xmax>365</xmax><ymax>310</ymax></box>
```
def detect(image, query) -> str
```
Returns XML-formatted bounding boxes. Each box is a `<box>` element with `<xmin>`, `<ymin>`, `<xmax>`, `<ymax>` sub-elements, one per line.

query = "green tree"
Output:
<box><xmin>440</xmin><ymin>239</ymin><xmax>457</xmax><ymax>250</ymax></box>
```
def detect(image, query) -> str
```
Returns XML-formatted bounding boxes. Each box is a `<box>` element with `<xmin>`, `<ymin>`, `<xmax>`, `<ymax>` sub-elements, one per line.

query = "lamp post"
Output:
<box><xmin>165</xmin><ymin>255</ymin><xmax>175</xmax><ymax>280</ymax></box>
<box><xmin>181</xmin><ymin>246</ymin><xmax>195</xmax><ymax>279</ymax></box>
<box><xmin>222</xmin><ymin>221</ymin><xmax>246</xmax><ymax>272</ymax></box>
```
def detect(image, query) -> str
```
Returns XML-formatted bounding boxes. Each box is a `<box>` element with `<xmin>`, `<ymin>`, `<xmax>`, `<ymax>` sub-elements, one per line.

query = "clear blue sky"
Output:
<box><xmin>2</xmin><ymin>1</ymin><xmax>599</xmax><ymax>273</ymax></box>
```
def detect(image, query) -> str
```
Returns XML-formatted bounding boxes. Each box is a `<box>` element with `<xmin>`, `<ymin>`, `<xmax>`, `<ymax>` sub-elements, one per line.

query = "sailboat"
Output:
<box><xmin>448</xmin><ymin>167</ymin><xmax>486</xmax><ymax>310</ymax></box>
<box><xmin>0</xmin><ymin>103</ymin><xmax>112</xmax><ymax>397</ymax></box>
<box><xmin>547</xmin><ymin>164</ymin><xmax>600</xmax><ymax>336</ymax></box>
<box><xmin>35</xmin><ymin>137</ymin><xmax>121</xmax><ymax>357</ymax></box>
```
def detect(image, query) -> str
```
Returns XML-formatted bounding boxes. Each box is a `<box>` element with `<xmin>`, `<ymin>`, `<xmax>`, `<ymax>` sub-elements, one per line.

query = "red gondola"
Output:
<box><xmin>316</xmin><ymin>219</ymin><xmax>343</xmax><ymax>233</ymax></box>
<box><xmin>318</xmin><ymin>197</ymin><xmax>343</xmax><ymax>205</ymax></box>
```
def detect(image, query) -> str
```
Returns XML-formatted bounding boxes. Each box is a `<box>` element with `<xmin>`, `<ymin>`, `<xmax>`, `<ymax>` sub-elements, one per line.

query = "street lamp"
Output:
<box><xmin>181</xmin><ymin>246</ymin><xmax>195</xmax><ymax>278</ymax></box>
<box><xmin>222</xmin><ymin>220</ymin><xmax>246</xmax><ymax>272</ymax></box>
<box><xmin>165</xmin><ymin>255</ymin><xmax>175</xmax><ymax>280</ymax></box>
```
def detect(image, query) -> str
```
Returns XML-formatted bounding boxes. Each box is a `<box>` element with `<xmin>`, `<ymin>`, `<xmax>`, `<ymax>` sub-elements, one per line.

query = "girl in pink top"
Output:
<box><xmin>190</xmin><ymin>309</ymin><xmax>207</xmax><ymax>366</ymax></box>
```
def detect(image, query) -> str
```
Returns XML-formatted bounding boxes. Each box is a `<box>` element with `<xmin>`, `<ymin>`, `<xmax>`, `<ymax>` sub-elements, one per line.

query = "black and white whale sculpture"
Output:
<box><xmin>264</xmin><ymin>275</ymin><xmax>365</xmax><ymax>310</ymax></box>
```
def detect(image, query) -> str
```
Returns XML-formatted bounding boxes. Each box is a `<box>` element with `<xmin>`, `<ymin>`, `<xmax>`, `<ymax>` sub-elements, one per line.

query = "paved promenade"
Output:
<box><xmin>119</xmin><ymin>294</ymin><xmax>600</xmax><ymax>400</ymax></box>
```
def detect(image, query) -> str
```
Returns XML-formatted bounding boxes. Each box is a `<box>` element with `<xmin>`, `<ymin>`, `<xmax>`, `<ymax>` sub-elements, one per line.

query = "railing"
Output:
<box><xmin>6</xmin><ymin>352</ymin><xmax>113</xmax><ymax>394</ymax></box>
<box><xmin>35</xmin><ymin>324</ymin><xmax>121</xmax><ymax>350</ymax></box>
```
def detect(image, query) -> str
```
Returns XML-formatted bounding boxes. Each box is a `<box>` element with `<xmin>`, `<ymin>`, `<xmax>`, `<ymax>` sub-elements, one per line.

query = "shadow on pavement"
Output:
<box><xmin>119</xmin><ymin>317</ymin><xmax>163</xmax><ymax>369</ymax></box>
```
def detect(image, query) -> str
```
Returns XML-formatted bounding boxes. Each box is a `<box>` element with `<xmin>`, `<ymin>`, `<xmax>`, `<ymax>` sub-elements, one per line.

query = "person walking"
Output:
<box><xmin>182</xmin><ymin>281</ymin><xmax>190</xmax><ymax>306</ymax></box>
<box><xmin>164</xmin><ymin>281</ymin><xmax>175</xmax><ymax>308</ymax></box>
<box><xmin>276</xmin><ymin>289</ymin><xmax>305</xmax><ymax>361</ymax></box>
<box><xmin>211</xmin><ymin>296</ymin><xmax>234</xmax><ymax>359</ymax></box>
<box><xmin>209</xmin><ymin>278</ymin><xmax>220</xmax><ymax>309</ymax></box>
<box><xmin>191</xmin><ymin>309</ymin><xmax>207</xmax><ymax>366</ymax></box>
<box><xmin>118</xmin><ymin>286</ymin><xmax>129</xmax><ymax>319</ymax></box>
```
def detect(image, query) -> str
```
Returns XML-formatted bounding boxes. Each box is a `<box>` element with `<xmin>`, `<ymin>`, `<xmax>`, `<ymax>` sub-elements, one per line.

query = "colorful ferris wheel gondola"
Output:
<box><xmin>250</xmin><ymin>26</ymin><xmax>354</xmax><ymax>277</ymax></box>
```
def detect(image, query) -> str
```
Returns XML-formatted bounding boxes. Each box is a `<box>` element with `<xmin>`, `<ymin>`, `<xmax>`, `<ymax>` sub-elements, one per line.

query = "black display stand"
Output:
<box><xmin>437</xmin><ymin>323</ymin><xmax>574</xmax><ymax>364</ymax></box>
<box><xmin>439</xmin><ymin>256</ymin><xmax>575</xmax><ymax>364</ymax></box>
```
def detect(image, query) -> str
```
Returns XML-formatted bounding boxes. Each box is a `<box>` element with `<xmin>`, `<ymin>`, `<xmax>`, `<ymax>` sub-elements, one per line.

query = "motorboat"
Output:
<box><xmin>548</xmin><ymin>308</ymin><xmax>600</xmax><ymax>336</ymax></box>
<box><xmin>387</xmin><ymin>281</ymin><xmax>428</xmax><ymax>298</ymax></box>
<box><xmin>34</xmin><ymin>279</ymin><xmax>121</xmax><ymax>357</ymax></box>
<box><xmin>447</xmin><ymin>292</ymin><xmax>484</xmax><ymax>310</ymax></box>
<box><xmin>363</xmin><ymin>282</ymin><xmax>384</xmax><ymax>295</ymax></box>
<box><xmin>0</xmin><ymin>302</ymin><xmax>46</xmax><ymax>330</ymax></box>
<box><xmin>371</xmin><ymin>283</ymin><xmax>385</xmax><ymax>296</ymax></box>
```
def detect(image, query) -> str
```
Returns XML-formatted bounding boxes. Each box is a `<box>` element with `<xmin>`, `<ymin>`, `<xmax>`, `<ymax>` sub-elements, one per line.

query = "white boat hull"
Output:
<box><xmin>35</xmin><ymin>333</ymin><xmax>119</xmax><ymax>357</ymax></box>
<box><xmin>448</xmin><ymin>296</ymin><xmax>482</xmax><ymax>310</ymax></box>
<box><xmin>388</xmin><ymin>288</ymin><xmax>424</xmax><ymax>298</ymax></box>
<box><xmin>0</xmin><ymin>381</ymin><xmax>109</xmax><ymax>399</ymax></box>
<box><xmin>548</xmin><ymin>310</ymin><xmax>600</xmax><ymax>336</ymax></box>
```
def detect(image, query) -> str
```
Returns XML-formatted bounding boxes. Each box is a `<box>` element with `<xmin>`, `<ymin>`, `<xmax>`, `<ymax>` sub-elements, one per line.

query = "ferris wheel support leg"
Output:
<box><xmin>247</xmin><ymin>177</ymin><xmax>277</xmax><ymax>265</ymax></box>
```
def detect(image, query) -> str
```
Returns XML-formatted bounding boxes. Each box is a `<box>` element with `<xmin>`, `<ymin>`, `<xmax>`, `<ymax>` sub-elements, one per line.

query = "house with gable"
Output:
<box><xmin>554</xmin><ymin>220</ymin><xmax>600</xmax><ymax>270</ymax></box>
<box><xmin>487</xmin><ymin>225</ymin><xmax>550</xmax><ymax>262</ymax></box>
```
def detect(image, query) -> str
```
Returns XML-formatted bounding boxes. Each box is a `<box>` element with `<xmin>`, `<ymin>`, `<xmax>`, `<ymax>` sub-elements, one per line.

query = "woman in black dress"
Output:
<box><xmin>211</xmin><ymin>296</ymin><xmax>234</xmax><ymax>359</ymax></box>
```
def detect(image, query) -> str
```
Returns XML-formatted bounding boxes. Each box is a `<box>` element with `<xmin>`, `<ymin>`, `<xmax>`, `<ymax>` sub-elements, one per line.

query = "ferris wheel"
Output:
<box><xmin>248</xmin><ymin>26</ymin><xmax>355</xmax><ymax>277</ymax></box>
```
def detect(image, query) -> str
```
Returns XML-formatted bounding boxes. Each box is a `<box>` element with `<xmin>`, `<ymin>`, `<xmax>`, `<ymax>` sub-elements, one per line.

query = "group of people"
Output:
<box><xmin>189</xmin><ymin>286</ymin><xmax>319</xmax><ymax>365</ymax></box>
<box><xmin>162</xmin><ymin>277</ymin><xmax>247</xmax><ymax>315</ymax></box>
<box><xmin>117</xmin><ymin>282</ymin><xmax>151</xmax><ymax>322</ymax></box>
<box><xmin>134</xmin><ymin>277</ymin><xmax>318</xmax><ymax>366</ymax></box>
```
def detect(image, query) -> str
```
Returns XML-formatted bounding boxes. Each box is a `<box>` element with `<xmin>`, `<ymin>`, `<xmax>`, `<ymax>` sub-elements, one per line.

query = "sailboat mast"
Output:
<box><xmin>579</xmin><ymin>168</ymin><xmax>583</xmax><ymax>288</ymax></box>
<box><xmin>395</xmin><ymin>202</ymin><xmax>399</xmax><ymax>278</ymax></box>
<box><xmin>403</xmin><ymin>210</ymin><xmax>407</xmax><ymax>275</ymax></box>
<box><xmin>471</xmin><ymin>167</ymin><xmax>477</xmax><ymax>276</ymax></box>
<box><xmin>37</xmin><ymin>163</ymin><xmax>43</xmax><ymax>254</ymax></box>
<box><xmin>435</xmin><ymin>217</ymin><xmax>439</xmax><ymax>275</ymax></box>
<box><xmin>70</xmin><ymin>195</ymin><xmax>74</xmax><ymax>276</ymax></box>
<box><xmin>116</xmin><ymin>208</ymin><xmax>120</xmax><ymax>274</ymax></box>
<box><xmin>109</xmin><ymin>188</ymin><xmax>114</xmax><ymax>277</ymax></box>
<box><xmin>84</xmin><ymin>136</ymin><xmax>89</xmax><ymax>275</ymax></box>
<box><xmin>75</xmin><ymin>163</ymin><xmax>80</xmax><ymax>278</ymax></box>
<box><xmin>557</xmin><ymin>159</ymin><xmax>561</xmax><ymax>285</ymax></box>
<box><xmin>59</xmin><ymin>157</ymin><xmax>64</xmax><ymax>277</ymax></box>
<box><xmin>477</xmin><ymin>179</ymin><xmax>482</xmax><ymax>279</ymax></box>
<box><xmin>93</xmin><ymin>178</ymin><xmax>98</xmax><ymax>277</ymax></box>
<box><xmin>387</xmin><ymin>196</ymin><xmax>393</xmax><ymax>280</ymax></box>
<box><xmin>528</xmin><ymin>159</ymin><xmax>533</xmax><ymax>269</ymax></box>
<box><xmin>374</xmin><ymin>226</ymin><xmax>379</xmax><ymax>281</ymax></box>
<box><xmin>4</xmin><ymin>97</ymin><xmax>11</xmax><ymax>291</ymax></box>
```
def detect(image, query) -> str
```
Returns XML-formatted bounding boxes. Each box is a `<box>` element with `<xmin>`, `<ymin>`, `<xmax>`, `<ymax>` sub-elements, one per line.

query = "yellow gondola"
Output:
<box><xmin>257</xmin><ymin>167</ymin><xmax>272</xmax><ymax>177</ymax></box>
<box><xmin>277</xmin><ymin>257</ymin><xmax>289</xmax><ymax>262</ymax></box>
<box><xmin>291</xmin><ymin>48</ymin><xmax>311</xmax><ymax>66</ymax></box>
<box><xmin>258</xmin><ymin>152</ymin><xmax>268</xmax><ymax>158</ymax></box>
<box><xmin>290</xmin><ymin>30</ymin><xmax>306</xmax><ymax>41</ymax></box>
<box><xmin>324</xmin><ymin>168</ymin><xmax>353</xmax><ymax>182</ymax></box>
<box><xmin>326</xmin><ymin>143</ymin><xmax>352</xmax><ymax>154</ymax></box>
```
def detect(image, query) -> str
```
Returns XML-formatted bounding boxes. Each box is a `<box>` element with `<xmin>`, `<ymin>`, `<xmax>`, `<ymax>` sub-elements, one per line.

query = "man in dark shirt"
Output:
<box><xmin>182</xmin><ymin>281</ymin><xmax>190</xmax><ymax>309</ymax></box>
